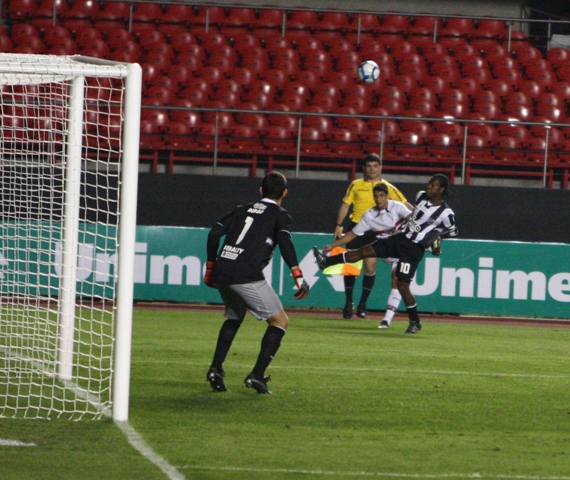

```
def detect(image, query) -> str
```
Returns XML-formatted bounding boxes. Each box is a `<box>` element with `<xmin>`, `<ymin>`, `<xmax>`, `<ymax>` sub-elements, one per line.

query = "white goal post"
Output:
<box><xmin>0</xmin><ymin>54</ymin><xmax>141</xmax><ymax>421</ymax></box>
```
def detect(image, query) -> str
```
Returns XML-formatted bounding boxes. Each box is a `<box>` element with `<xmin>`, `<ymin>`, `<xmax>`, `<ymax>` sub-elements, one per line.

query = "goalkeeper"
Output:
<box><xmin>204</xmin><ymin>172</ymin><xmax>309</xmax><ymax>395</ymax></box>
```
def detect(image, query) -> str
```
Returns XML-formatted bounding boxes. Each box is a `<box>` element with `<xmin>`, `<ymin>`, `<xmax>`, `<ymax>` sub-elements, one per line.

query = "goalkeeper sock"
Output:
<box><xmin>344</xmin><ymin>275</ymin><xmax>356</xmax><ymax>303</ymax></box>
<box><xmin>211</xmin><ymin>319</ymin><xmax>242</xmax><ymax>369</ymax></box>
<box><xmin>359</xmin><ymin>274</ymin><xmax>376</xmax><ymax>305</ymax></box>
<box><xmin>252</xmin><ymin>325</ymin><xmax>286</xmax><ymax>378</ymax></box>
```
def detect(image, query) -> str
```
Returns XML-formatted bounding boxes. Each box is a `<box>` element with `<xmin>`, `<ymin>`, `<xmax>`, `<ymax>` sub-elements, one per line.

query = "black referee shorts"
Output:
<box><xmin>371</xmin><ymin>233</ymin><xmax>425</xmax><ymax>284</ymax></box>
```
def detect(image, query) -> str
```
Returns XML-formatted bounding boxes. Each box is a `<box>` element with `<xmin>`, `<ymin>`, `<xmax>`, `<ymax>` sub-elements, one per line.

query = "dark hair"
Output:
<box><xmin>430</xmin><ymin>174</ymin><xmax>451</xmax><ymax>199</ymax></box>
<box><xmin>362</xmin><ymin>153</ymin><xmax>381</xmax><ymax>167</ymax></box>
<box><xmin>373</xmin><ymin>182</ymin><xmax>389</xmax><ymax>195</ymax></box>
<box><xmin>261</xmin><ymin>171</ymin><xmax>287</xmax><ymax>199</ymax></box>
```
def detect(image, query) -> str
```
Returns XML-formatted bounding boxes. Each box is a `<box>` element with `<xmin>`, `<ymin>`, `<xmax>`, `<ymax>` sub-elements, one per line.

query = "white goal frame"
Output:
<box><xmin>0</xmin><ymin>54</ymin><xmax>141</xmax><ymax>421</ymax></box>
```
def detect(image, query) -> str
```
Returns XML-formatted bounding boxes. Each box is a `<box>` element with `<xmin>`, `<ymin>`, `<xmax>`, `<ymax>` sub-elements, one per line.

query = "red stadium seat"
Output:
<box><xmin>287</xmin><ymin>9</ymin><xmax>318</xmax><ymax>30</ymax></box>
<box><xmin>547</xmin><ymin>47</ymin><xmax>570</xmax><ymax>68</ymax></box>
<box><xmin>427</xmin><ymin>133</ymin><xmax>461</xmax><ymax>158</ymax></box>
<box><xmin>467</xmin><ymin>124</ymin><xmax>498</xmax><ymax>145</ymax></box>
<box><xmin>255</xmin><ymin>8</ymin><xmax>285</xmax><ymax>31</ymax></box>
<box><xmin>221</xmin><ymin>7</ymin><xmax>256</xmax><ymax>29</ymax></box>
<box><xmin>98</xmin><ymin>1</ymin><xmax>131</xmax><ymax>21</ymax></box>
<box><xmin>61</xmin><ymin>0</ymin><xmax>102</xmax><ymax>25</ymax></box>
<box><xmin>493</xmin><ymin>136</ymin><xmax>525</xmax><ymax>161</ymax></box>
<box><xmin>6</xmin><ymin>0</ymin><xmax>39</xmax><ymax>19</ymax></box>
<box><xmin>353</xmin><ymin>13</ymin><xmax>381</xmax><ymax>31</ymax></box>
<box><xmin>445</xmin><ymin>17</ymin><xmax>475</xmax><ymax>33</ymax></box>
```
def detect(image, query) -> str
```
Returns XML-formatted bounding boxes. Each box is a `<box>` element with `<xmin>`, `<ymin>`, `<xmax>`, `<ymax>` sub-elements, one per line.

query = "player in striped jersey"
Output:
<box><xmin>314</xmin><ymin>174</ymin><xmax>457</xmax><ymax>334</ymax></box>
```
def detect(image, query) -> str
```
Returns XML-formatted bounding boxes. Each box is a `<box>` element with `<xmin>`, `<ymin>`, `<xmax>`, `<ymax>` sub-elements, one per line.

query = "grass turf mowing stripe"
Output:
<box><xmin>134</xmin><ymin>360</ymin><xmax>570</xmax><ymax>380</ymax></box>
<box><xmin>181</xmin><ymin>465</ymin><xmax>570</xmax><ymax>479</ymax></box>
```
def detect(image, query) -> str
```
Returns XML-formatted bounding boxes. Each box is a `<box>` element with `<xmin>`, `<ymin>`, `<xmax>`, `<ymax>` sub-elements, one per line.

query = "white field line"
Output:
<box><xmin>0</xmin><ymin>346</ymin><xmax>185</xmax><ymax>480</ymax></box>
<box><xmin>140</xmin><ymin>360</ymin><xmax>570</xmax><ymax>380</ymax></box>
<box><xmin>114</xmin><ymin>421</ymin><xmax>186</xmax><ymax>480</ymax></box>
<box><xmin>181</xmin><ymin>465</ymin><xmax>570</xmax><ymax>479</ymax></box>
<box><xmin>0</xmin><ymin>439</ymin><xmax>36</xmax><ymax>446</ymax></box>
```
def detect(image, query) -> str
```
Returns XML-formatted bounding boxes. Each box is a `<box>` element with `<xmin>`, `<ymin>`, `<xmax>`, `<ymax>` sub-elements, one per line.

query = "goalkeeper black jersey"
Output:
<box><xmin>207</xmin><ymin>198</ymin><xmax>300</xmax><ymax>285</ymax></box>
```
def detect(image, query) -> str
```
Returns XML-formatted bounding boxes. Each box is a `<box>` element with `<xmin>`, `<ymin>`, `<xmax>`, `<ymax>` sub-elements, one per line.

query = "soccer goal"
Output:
<box><xmin>0</xmin><ymin>54</ymin><xmax>141</xmax><ymax>421</ymax></box>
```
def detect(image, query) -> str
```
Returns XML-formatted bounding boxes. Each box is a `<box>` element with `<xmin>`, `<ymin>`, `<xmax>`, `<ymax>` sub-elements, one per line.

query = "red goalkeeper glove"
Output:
<box><xmin>292</xmin><ymin>268</ymin><xmax>309</xmax><ymax>300</ymax></box>
<box><xmin>204</xmin><ymin>261</ymin><xmax>216</xmax><ymax>288</ymax></box>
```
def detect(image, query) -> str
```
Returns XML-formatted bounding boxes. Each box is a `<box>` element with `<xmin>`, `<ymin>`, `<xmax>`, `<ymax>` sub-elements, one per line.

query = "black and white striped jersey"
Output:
<box><xmin>402</xmin><ymin>191</ymin><xmax>458</xmax><ymax>248</ymax></box>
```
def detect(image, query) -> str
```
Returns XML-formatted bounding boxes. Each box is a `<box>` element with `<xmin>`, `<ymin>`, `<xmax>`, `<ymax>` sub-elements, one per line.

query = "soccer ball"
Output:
<box><xmin>357</xmin><ymin>60</ymin><xmax>380</xmax><ymax>83</ymax></box>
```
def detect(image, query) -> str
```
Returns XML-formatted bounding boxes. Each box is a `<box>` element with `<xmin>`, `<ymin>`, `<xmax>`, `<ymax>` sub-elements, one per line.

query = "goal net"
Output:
<box><xmin>0</xmin><ymin>54</ymin><xmax>141</xmax><ymax>420</ymax></box>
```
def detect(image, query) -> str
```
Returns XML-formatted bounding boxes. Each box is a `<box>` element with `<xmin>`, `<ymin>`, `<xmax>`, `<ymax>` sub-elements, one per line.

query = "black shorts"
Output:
<box><xmin>371</xmin><ymin>233</ymin><xmax>425</xmax><ymax>283</ymax></box>
<box><xmin>344</xmin><ymin>221</ymin><xmax>378</xmax><ymax>249</ymax></box>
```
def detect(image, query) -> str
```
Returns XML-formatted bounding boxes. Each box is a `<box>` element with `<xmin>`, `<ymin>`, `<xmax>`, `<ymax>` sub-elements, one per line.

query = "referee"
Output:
<box><xmin>204</xmin><ymin>172</ymin><xmax>309</xmax><ymax>394</ymax></box>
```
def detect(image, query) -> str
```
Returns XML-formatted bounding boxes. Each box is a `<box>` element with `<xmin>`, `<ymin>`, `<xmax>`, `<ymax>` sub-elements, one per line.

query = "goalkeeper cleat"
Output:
<box><xmin>342</xmin><ymin>301</ymin><xmax>354</xmax><ymax>319</ymax></box>
<box><xmin>312</xmin><ymin>246</ymin><xmax>327</xmax><ymax>270</ymax></box>
<box><xmin>378</xmin><ymin>320</ymin><xmax>390</xmax><ymax>329</ymax></box>
<box><xmin>244</xmin><ymin>373</ymin><xmax>272</xmax><ymax>394</ymax></box>
<box><xmin>356</xmin><ymin>303</ymin><xmax>367</xmax><ymax>319</ymax></box>
<box><xmin>405</xmin><ymin>321</ymin><xmax>422</xmax><ymax>334</ymax></box>
<box><xmin>207</xmin><ymin>367</ymin><xmax>227</xmax><ymax>392</ymax></box>
<box><xmin>431</xmin><ymin>237</ymin><xmax>442</xmax><ymax>256</ymax></box>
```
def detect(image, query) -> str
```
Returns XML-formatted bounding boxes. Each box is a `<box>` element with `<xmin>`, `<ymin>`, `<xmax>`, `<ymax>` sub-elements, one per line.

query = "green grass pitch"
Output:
<box><xmin>1</xmin><ymin>309</ymin><xmax>570</xmax><ymax>479</ymax></box>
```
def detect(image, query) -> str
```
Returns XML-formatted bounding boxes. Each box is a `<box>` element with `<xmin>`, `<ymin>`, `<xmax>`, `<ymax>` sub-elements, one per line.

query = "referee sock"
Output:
<box><xmin>359</xmin><ymin>274</ymin><xmax>376</xmax><ymax>305</ymax></box>
<box><xmin>344</xmin><ymin>275</ymin><xmax>356</xmax><ymax>303</ymax></box>
<box><xmin>406</xmin><ymin>304</ymin><xmax>421</xmax><ymax>324</ymax></box>
<box><xmin>211</xmin><ymin>319</ymin><xmax>242</xmax><ymax>370</ymax></box>
<box><xmin>252</xmin><ymin>325</ymin><xmax>286</xmax><ymax>378</ymax></box>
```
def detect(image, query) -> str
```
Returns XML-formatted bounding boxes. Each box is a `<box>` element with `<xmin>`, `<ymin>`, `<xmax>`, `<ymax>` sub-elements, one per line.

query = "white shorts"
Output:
<box><xmin>381</xmin><ymin>257</ymin><xmax>398</xmax><ymax>270</ymax></box>
<box><xmin>218</xmin><ymin>280</ymin><xmax>283</xmax><ymax>322</ymax></box>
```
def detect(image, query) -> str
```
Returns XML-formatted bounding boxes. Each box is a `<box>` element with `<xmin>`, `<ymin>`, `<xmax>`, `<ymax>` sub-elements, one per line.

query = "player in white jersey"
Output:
<box><xmin>321</xmin><ymin>183</ymin><xmax>412</xmax><ymax>328</ymax></box>
<box><xmin>314</xmin><ymin>174</ymin><xmax>458</xmax><ymax>334</ymax></box>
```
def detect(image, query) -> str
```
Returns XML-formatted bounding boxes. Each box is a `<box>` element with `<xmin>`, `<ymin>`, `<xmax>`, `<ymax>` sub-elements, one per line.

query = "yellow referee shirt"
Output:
<box><xmin>342</xmin><ymin>178</ymin><xmax>407</xmax><ymax>223</ymax></box>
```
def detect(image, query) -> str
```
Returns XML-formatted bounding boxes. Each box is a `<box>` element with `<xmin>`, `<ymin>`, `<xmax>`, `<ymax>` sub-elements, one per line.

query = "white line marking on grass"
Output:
<box><xmin>0</xmin><ymin>439</ymin><xmax>36</xmax><ymax>447</ymax></box>
<box><xmin>115</xmin><ymin>421</ymin><xmax>187</xmax><ymax>480</ymax></box>
<box><xmin>146</xmin><ymin>361</ymin><xmax>570</xmax><ymax>380</ymax></box>
<box><xmin>181</xmin><ymin>465</ymin><xmax>570</xmax><ymax>479</ymax></box>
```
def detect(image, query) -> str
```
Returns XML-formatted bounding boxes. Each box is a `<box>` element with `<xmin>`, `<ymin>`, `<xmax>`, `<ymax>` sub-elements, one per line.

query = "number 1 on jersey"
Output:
<box><xmin>236</xmin><ymin>216</ymin><xmax>254</xmax><ymax>244</ymax></box>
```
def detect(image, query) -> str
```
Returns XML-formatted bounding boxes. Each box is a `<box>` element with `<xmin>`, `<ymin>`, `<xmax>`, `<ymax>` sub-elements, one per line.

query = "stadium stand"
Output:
<box><xmin>1</xmin><ymin>1</ymin><xmax>569</xmax><ymax>186</ymax></box>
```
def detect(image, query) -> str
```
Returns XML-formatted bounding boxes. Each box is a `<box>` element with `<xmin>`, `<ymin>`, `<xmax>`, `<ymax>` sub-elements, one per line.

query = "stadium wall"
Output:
<box><xmin>137</xmin><ymin>173</ymin><xmax>570</xmax><ymax>244</ymax></box>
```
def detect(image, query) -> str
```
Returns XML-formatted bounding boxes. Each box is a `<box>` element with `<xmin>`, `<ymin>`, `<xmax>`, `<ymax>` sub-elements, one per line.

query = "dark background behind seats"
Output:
<box><xmin>137</xmin><ymin>174</ymin><xmax>570</xmax><ymax>244</ymax></box>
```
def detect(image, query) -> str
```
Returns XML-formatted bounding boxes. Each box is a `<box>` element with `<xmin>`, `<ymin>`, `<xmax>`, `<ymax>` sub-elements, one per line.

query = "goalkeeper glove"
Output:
<box><xmin>292</xmin><ymin>268</ymin><xmax>309</xmax><ymax>300</ymax></box>
<box><xmin>204</xmin><ymin>261</ymin><xmax>216</xmax><ymax>288</ymax></box>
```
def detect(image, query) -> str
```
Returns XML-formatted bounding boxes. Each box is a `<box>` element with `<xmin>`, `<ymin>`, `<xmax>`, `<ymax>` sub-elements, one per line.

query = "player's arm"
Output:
<box><xmin>334</xmin><ymin>201</ymin><xmax>350</xmax><ymax>240</ymax></box>
<box><xmin>442</xmin><ymin>212</ymin><xmax>458</xmax><ymax>238</ymax></box>
<box><xmin>335</xmin><ymin>182</ymin><xmax>355</xmax><ymax>239</ymax></box>
<box><xmin>276</xmin><ymin>212</ymin><xmax>309</xmax><ymax>299</ymax></box>
<box><xmin>204</xmin><ymin>213</ymin><xmax>231</xmax><ymax>288</ymax></box>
